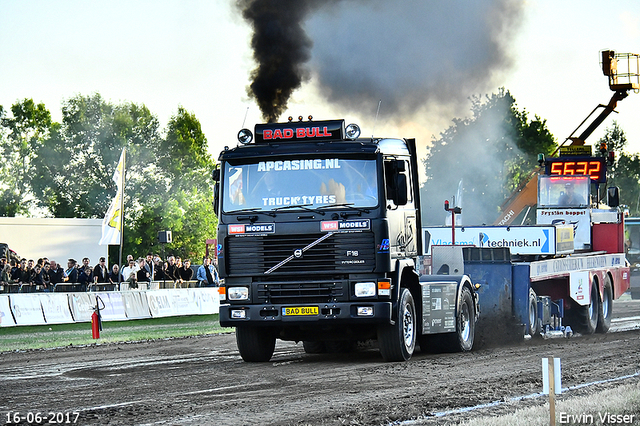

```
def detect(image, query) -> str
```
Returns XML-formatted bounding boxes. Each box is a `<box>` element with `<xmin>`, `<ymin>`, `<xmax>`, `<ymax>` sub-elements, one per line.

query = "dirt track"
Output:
<box><xmin>1</xmin><ymin>299</ymin><xmax>640</xmax><ymax>426</ymax></box>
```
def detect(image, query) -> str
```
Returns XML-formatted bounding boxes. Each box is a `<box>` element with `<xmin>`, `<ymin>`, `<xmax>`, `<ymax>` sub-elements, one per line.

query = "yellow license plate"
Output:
<box><xmin>282</xmin><ymin>306</ymin><xmax>318</xmax><ymax>316</ymax></box>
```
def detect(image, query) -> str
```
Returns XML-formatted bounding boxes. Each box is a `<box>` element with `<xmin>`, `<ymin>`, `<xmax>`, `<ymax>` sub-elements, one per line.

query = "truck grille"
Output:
<box><xmin>226</xmin><ymin>232</ymin><xmax>375</xmax><ymax>275</ymax></box>
<box><xmin>256</xmin><ymin>278</ymin><xmax>345</xmax><ymax>304</ymax></box>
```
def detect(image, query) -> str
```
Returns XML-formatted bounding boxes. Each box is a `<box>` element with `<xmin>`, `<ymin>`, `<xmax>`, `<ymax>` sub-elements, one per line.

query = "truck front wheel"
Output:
<box><xmin>236</xmin><ymin>326</ymin><xmax>276</xmax><ymax>362</ymax></box>
<box><xmin>377</xmin><ymin>288</ymin><xmax>416</xmax><ymax>361</ymax></box>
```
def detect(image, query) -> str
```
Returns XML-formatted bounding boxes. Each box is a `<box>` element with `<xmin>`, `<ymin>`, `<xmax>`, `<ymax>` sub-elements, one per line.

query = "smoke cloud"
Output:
<box><xmin>238</xmin><ymin>0</ymin><xmax>326</xmax><ymax>123</ymax></box>
<box><xmin>306</xmin><ymin>0</ymin><xmax>522</xmax><ymax>117</ymax></box>
<box><xmin>237</xmin><ymin>0</ymin><xmax>526</xmax><ymax>225</ymax></box>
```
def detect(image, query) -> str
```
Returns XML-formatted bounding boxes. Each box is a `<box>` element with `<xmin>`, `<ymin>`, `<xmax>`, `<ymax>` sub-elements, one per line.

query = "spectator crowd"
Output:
<box><xmin>0</xmin><ymin>253</ymin><xmax>219</xmax><ymax>292</ymax></box>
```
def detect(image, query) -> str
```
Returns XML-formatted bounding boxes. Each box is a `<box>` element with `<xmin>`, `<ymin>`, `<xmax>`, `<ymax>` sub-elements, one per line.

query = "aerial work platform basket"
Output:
<box><xmin>602</xmin><ymin>50</ymin><xmax>640</xmax><ymax>92</ymax></box>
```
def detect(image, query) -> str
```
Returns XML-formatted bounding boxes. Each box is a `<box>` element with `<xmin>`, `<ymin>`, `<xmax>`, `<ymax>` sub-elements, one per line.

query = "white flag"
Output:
<box><xmin>99</xmin><ymin>148</ymin><xmax>126</xmax><ymax>245</ymax></box>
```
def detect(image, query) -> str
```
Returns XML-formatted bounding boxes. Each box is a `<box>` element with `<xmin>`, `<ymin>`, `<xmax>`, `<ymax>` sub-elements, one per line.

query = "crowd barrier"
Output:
<box><xmin>0</xmin><ymin>280</ymin><xmax>203</xmax><ymax>293</ymax></box>
<box><xmin>0</xmin><ymin>287</ymin><xmax>220</xmax><ymax>327</ymax></box>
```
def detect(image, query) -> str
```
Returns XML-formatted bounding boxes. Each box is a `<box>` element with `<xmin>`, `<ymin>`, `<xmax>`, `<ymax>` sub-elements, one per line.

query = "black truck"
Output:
<box><xmin>213</xmin><ymin>118</ymin><xmax>478</xmax><ymax>361</ymax></box>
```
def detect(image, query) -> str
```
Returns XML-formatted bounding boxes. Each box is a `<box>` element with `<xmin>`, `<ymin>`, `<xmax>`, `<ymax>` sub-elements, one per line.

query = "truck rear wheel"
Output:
<box><xmin>442</xmin><ymin>286</ymin><xmax>475</xmax><ymax>352</ymax></box>
<box><xmin>236</xmin><ymin>326</ymin><xmax>276</xmax><ymax>362</ymax></box>
<box><xmin>377</xmin><ymin>288</ymin><xmax>416</xmax><ymax>361</ymax></box>
<box><xmin>573</xmin><ymin>278</ymin><xmax>599</xmax><ymax>335</ymax></box>
<box><xmin>596</xmin><ymin>276</ymin><xmax>613</xmax><ymax>333</ymax></box>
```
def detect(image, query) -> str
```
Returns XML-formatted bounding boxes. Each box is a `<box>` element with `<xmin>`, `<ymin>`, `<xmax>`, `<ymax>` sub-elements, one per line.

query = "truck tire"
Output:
<box><xmin>573</xmin><ymin>278</ymin><xmax>599</xmax><ymax>335</ymax></box>
<box><xmin>236</xmin><ymin>326</ymin><xmax>276</xmax><ymax>362</ymax></box>
<box><xmin>596</xmin><ymin>276</ymin><xmax>613</xmax><ymax>333</ymax></box>
<box><xmin>302</xmin><ymin>341</ymin><xmax>326</xmax><ymax>354</ymax></box>
<box><xmin>528</xmin><ymin>288</ymin><xmax>540</xmax><ymax>337</ymax></box>
<box><xmin>377</xmin><ymin>288</ymin><xmax>416</xmax><ymax>361</ymax></box>
<box><xmin>443</xmin><ymin>286</ymin><xmax>475</xmax><ymax>352</ymax></box>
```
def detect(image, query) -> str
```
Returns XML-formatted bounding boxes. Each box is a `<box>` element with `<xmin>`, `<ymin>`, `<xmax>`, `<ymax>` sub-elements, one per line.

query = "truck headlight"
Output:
<box><xmin>228</xmin><ymin>286</ymin><xmax>249</xmax><ymax>300</ymax></box>
<box><xmin>354</xmin><ymin>282</ymin><xmax>376</xmax><ymax>297</ymax></box>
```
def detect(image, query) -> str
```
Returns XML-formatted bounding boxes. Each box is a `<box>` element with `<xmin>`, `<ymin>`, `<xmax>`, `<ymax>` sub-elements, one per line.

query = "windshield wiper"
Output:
<box><xmin>318</xmin><ymin>203</ymin><xmax>371</xmax><ymax>215</ymax></box>
<box><xmin>226</xmin><ymin>208</ymin><xmax>276</xmax><ymax>217</ymax></box>
<box><xmin>273</xmin><ymin>204</ymin><xmax>325</xmax><ymax>215</ymax></box>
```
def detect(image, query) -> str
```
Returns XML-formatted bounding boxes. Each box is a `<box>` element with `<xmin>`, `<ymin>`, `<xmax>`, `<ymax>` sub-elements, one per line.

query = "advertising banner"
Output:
<box><xmin>423</xmin><ymin>226</ymin><xmax>566</xmax><ymax>256</ymax></box>
<box><xmin>68</xmin><ymin>293</ymin><xmax>94</xmax><ymax>322</ymax></box>
<box><xmin>0</xmin><ymin>295</ymin><xmax>15</xmax><ymax>327</ymax></box>
<box><xmin>9</xmin><ymin>294</ymin><xmax>46</xmax><ymax>326</ymax></box>
<box><xmin>537</xmin><ymin>208</ymin><xmax>591</xmax><ymax>250</ymax></box>
<box><xmin>93</xmin><ymin>292</ymin><xmax>127</xmax><ymax>321</ymax></box>
<box><xmin>147</xmin><ymin>289</ymin><xmax>176</xmax><ymax>317</ymax></box>
<box><xmin>186</xmin><ymin>288</ymin><xmax>220</xmax><ymax>315</ymax></box>
<box><xmin>122</xmin><ymin>291</ymin><xmax>151</xmax><ymax>319</ymax></box>
<box><xmin>40</xmin><ymin>293</ymin><xmax>74</xmax><ymax>324</ymax></box>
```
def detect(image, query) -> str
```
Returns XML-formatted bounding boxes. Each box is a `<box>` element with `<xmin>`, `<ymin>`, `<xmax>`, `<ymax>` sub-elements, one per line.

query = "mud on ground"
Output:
<box><xmin>1</xmin><ymin>300</ymin><xmax>639</xmax><ymax>426</ymax></box>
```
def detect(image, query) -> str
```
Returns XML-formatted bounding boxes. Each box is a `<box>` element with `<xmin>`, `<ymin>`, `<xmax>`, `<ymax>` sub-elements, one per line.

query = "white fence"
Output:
<box><xmin>0</xmin><ymin>288</ymin><xmax>220</xmax><ymax>327</ymax></box>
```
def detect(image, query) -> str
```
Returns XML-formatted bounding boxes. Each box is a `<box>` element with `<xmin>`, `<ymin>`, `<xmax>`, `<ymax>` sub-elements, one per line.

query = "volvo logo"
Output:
<box><xmin>293</xmin><ymin>249</ymin><xmax>303</xmax><ymax>258</ymax></box>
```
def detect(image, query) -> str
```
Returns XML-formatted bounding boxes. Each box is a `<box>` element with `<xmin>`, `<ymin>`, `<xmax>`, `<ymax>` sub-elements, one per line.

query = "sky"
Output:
<box><xmin>1</xmin><ymin>0</ymin><xmax>639</xmax><ymax>172</ymax></box>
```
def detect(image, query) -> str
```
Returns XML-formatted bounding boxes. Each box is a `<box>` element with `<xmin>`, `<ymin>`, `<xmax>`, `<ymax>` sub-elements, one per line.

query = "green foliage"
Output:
<box><xmin>599</xmin><ymin>122</ymin><xmax>640</xmax><ymax>215</ymax></box>
<box><xmin>0</xmin><ymin>99</ymin><xmax>52</xmax><ymax>216</ymax></box>
<box><xmin>0</xmin><ymin>94</ymin><xmax>218</xmax><ymax>260</ymax></box>
<box><xmin>421</xmin><ymin>88</ymin><xmax>556</xmax><ymax>225</ymax></box>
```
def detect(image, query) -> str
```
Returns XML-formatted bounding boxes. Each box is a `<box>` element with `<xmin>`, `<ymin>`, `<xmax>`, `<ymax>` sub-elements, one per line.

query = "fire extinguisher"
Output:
<box><xmin>91</xmin><ymin>296</ymin><xmax>105</xmax><ymax>339</ymax></box>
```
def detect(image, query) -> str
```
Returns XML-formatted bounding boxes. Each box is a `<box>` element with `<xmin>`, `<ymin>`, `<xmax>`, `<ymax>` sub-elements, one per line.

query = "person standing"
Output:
<box><xmin>178</xmin><ymin>259</ymin><xmax>194</xmax><ymax>284</ymax></box>
<box><xmin>136</xmin><ymin>258</ymin><xmax>151</xmax><ymax>286</ymax></box>
<box><xmin>39</xmin><ymin>262</ymin><xmax>52</xmax><ymax>292</ymax></box>
<box><xmin>49</xmin><ymin>260</ymin><xmax>65</xmax><ymax>286</ymax></box>
<box><xmin>145</xmin><ymin>253</ymin><xmax>154</xmax><ymax>282</ymax></box>
<box><xmin>109</xmin><ymin>264</ymin><xmax>122</xmax><ymax>286</ymax></box>
<box><xmin>196</xmin><ymin>257</ymin><xmax>219</xmax><ymax>287</ymax></box>
<box><xmin>65</xmin><ymin>259</ymin><xmax>79</xmax><ymax>284</ymax></box>
<box><xmin>165</xmin><ymin>255</ymin><xmax>178</xmax><ymax>284</ymax></box>
<box><xmin>93</xmin><ymin>257</ymin><xmax>109</xmax><ymax>285</ymax></box>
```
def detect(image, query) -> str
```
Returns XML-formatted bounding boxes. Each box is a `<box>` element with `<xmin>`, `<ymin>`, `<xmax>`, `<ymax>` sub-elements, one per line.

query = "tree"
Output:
<box><xmin>1</xmin><ymin>94</ymin><xmax>218</xmax><ymax>261</ymax></box>
<box><xmin>421</xmin><ymin>88</ymin><xmax>556</xmax><ymax>225</ymax></box>
<box><xmin>0</xmin><ymin>99</ymin><xmax>52</xmax><ymax>216</ymax></box>
<box><xmin>599</xmin><ymin>122</ymin><xmax>640</xmax><ymax>215</ymax></box>
<box><xmin>123</xmin><ymin>107</ymin><xmax>218</xmax><ymax>260</ymax></box>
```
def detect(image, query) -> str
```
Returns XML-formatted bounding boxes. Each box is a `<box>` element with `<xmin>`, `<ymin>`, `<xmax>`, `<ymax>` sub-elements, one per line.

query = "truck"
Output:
<box><xmin>213</xmin><ymin>118</ymin><xmax>479</xmax><ymax>361</ymax></box>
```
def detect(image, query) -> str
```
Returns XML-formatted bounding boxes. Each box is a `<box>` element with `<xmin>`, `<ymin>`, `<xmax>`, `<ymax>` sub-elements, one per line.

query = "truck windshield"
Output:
<box><xmin>222</xmin><ymin>158</ymin><xmax>379</xmax><ymax>213</ymax></box>
<box><xmin>538</xmin><ymin>175</ymin><xmax>590</xmax><ymax>208</ymax></box>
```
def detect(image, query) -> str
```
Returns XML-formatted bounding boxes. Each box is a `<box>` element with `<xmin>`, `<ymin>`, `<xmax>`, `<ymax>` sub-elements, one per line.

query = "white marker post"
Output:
<box><xmin>542</xmin><ymin>357</ymin><xmax>562</xmax><ymax>426</ymax></box>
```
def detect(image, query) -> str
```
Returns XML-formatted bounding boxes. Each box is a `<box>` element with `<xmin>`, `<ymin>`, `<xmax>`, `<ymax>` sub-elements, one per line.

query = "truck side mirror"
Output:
<box><xmin>607</xmin><ymin>186</ymin><xmax>620</xmax><ymax>207</ymax></box>
<box><xmin>212</xmin><ymin>168</ymin><xmax>220</xmax><ymax>216</ymax></box>
<box><xmin>213</xmin><ymin>182</ymin><xmax>220</xmax><ymax>216</ymax></box>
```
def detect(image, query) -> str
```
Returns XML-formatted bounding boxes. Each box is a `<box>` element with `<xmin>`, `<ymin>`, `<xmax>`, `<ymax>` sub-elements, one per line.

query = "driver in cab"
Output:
<box><xmin>558</xmin><ymin>181</ymin><xmax>586</xmax><ymax>207</ymax></box>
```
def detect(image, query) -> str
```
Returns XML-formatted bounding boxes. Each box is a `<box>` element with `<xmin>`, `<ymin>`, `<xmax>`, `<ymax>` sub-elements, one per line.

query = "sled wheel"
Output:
<box><xmin>573</xmin><ymin>278</ymin><xmax>599</xmax><ymax>335</ymax></box>
<box><xmin>529</xmin><ymin>288</ymin><xmax>541</xmax><ymax>337</ymax></box>
<box><xmin>596</xmin><ymin>276</ymin><xmax>613</xmax><ymax>333</ymax></box>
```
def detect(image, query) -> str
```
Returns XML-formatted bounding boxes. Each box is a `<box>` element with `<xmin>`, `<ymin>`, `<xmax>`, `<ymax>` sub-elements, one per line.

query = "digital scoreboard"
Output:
<box><xmin>544</xmin><ymin>157</ymin><xmax>607</xmax><ymax>184</ymax></box>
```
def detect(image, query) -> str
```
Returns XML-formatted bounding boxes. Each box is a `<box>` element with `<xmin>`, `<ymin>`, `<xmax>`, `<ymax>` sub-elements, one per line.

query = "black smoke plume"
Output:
<box><xmin>238</xmin><ymin>0</ymin><xmax>321</xmax><ymax>123</ymax></box>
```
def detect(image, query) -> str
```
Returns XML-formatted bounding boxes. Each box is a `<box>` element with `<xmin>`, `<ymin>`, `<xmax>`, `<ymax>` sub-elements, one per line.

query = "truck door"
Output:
<box><xmin>384</xmin><ymin>157</ymin><xmax>417</xmax><ymax>258</ymax></box>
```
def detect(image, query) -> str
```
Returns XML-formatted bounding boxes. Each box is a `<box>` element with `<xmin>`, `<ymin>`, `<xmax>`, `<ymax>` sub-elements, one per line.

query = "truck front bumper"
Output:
<box><xmin>219</xmin><ymin>301</ymin><xmax>392</xmax><ymax>327</ymax></box>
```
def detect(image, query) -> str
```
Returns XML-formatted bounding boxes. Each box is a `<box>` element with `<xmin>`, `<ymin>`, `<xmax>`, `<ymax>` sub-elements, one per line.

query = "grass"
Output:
<box><xmin>448</xmin><ymin>381</ymin><xmax>640</xmax><ymax>426</ymax></box>
<box><xmin>0</xmin><ymin>314</ymin><xmax>232</xmax><ymax>352</ymax></box>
